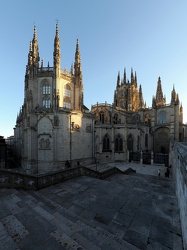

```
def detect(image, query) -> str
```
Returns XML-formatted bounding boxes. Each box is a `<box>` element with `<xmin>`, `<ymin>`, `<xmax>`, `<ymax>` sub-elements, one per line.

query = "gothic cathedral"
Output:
<box><xmin>14</xmin><ymin>25</ymin><xmax>184</xmax><ymax>173</ymax></box>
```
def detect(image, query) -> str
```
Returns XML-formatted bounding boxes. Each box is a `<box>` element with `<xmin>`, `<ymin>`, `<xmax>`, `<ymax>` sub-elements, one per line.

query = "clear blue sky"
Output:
<box><xmin>1</xmin><ymin>0</ymin><xmax>187</xmax><ymax>138</ymax></box>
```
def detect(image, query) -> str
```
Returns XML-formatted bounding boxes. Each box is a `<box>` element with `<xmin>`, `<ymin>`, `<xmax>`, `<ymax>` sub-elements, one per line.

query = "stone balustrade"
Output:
<box><xmin>0</xmin><ymin>166</ymin><xmax>134</xmax><ymax>191</ymax></box>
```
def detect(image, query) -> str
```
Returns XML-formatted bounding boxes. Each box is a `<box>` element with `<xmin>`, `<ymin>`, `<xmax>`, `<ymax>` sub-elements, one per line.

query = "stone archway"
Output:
<box><xmin>154</xmin><ymin>127</ymin><xmax>170</xmax><ymax>153</ymax></box>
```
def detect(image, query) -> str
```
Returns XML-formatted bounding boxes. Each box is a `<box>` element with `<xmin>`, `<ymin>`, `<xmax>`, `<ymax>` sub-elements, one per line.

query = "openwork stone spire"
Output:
<box><xmin>74</xmin><ymin>39</ymin><xmax>82</xmax><ymax>84</ymax></box>
<box><xmin>53</xmin><ymin>23</ymin><xmax>61</xmax><ymax>71</ymax></box>
<box><xmin>155</xmin><ymin>77</ymin><xmax>166</xmax><ymax>106</ymax></box>
<box><xmin>32</xmin><ymin>26</ymin><xmax>40</xmax><ymax>67</ymax></box>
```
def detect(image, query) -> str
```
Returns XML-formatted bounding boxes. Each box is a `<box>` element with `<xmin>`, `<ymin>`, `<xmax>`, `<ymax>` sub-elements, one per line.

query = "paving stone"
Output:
<box><xmin>112</xmin><ymin>211</ymin><xmax>133</xmax><ymax>228</ymax></box>
<box><xmin>0</xmin><ymin>235</ymin><xmax>19</xmax><ymax>250</ymax></box>
<box><xmin>68</xmin><ymin>204</ymin><xmax>85</xmax><ymax>215</ymax></box>
<box><xmin>2</xmin><ymin>199</ymin><xmax>22</xmax><ymax>215</ymax></box>
<box><xmin>1</xmin><ymin>215</ymin><xmax>29</xmax><ymax>242</ymax></box>
<box><xmin>0</xmin><ymin>221</ymin><xmax>4</xmax><ymax>231</ymax></box>
<box><xmin>0</xmin><ymin>228</ymin><xmax>9</xmax><ymax>241</ymax></box>
<box><xmin>0</xmin><ymin>164</ymin><xmax>184</xmax><ymax>249</ymax></box>
<box><xmin>34</xmin><ymin>214</ymin><xmax>56</xmax><ymax>233</ymax></box>
<box><xmin>146</xmin><ymin>239</ymin><xmax>171</xmax><ymax>250</ymax></box>
<box><xmin>149</xmin><ymin>223</ymin><xmax>173</xmax><ymax>249</ymax></box>
<box><xmin>107</xmin><ymin>220</ymin><xmax>127</xmax><ymax>239</ymax></box>
<box><xmin>17</xmin><ymin>235</ymin><xmax>45</xmax><ymax>250</ymax></box>
<box><xmin>51</xmin><ymin>212</ymin><xmax>75</xmax><ymax>237</ymax></box>
<box><xmin>23</xmin><ymin>217</ymin><xmax>52</xmax><ymax>245</ymax></box>
<box><xmin>41</xmin><ymin>236</ymin><xmax>66</xmax><ymax>250</ymax></box>
<box><xmin>128</xmin><ymin>210</ymin><xmax>153</xmax><ymax>237</ymax></box>
<box><xmin>51</xmin><ymin>229</ymin><xmax>83</xmax><ymax>250</ymax></box>
<box><xmin>72</xmin><ymin>231</ymin><xmax>100</xmax><ymax>250</ymax></box>
<box><xmin>79</xmin><ymin>208</ymin><xmax>97</xmax><ymax>221</ymax></box>
<box><xmin>33</xmin><ymin>206</ymin><xmax>54</xmax><ymax>221</ymax></box>
<box><xmin>0</xmin><ymin>201</ymin><xmax>12</xmax><ymax>219</ymax></box>
<box><xmin>123</xmin><ymin>229</ymin><xmax>148</xmax><ymax>249</ymax></box>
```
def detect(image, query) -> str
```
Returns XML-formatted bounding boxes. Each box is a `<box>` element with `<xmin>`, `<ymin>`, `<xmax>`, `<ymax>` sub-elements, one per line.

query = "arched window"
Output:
<box><xmin>115</xmin><ymin>134</ymin><xmax>123</xmax><ymax>152</ymax></box>
<box><xmin>127</xmin><ymin>134</ymin><xmax>133</xmax><ymax>152</ymax></box>
<box><xmin>64</xmin><ymin>84</ymin><xmax>71</xmax><ymax>97</ymax></box>
<box><xmin>43</xmin><ymin>84</ymin><xmax>50</xmax><ymax>94</ymax></box>
<box><xmin>63</xmin><ymin>97</ymin><xmax>71</xmax><ymax>109</ymax></box>
<box><xmin>145</xmin><ymin>133</ymin><xmax>148</xmax><ymax>148</ymax></box>
<box><xmin>63</xmin><ymin>85</ymin><xmax>71</xmax><ymax>109</ymax></box>
<box><xmin>135</xmin><ymin>114</ymin><xmax>140</xmax><ymax>122</ymax></box>
<box><xmin>43</xmin><ymin>96</ymin><xmax>51</xmax><ymax>108</ymax></box>
<box><xmin>103</xmin><ymin>134</ymin><xmax>110</xmax><ymax>151</ymax></box>
<box><xmin>113</xmin><ymin>114</ymin><xmax>118</xmax><ymax>124</ymax></box>
<box><xmin>99</xmin><ymin>112</ymin><xmax>104</xmax><ymax>124</ymax></box>
<box><xmin>159</xmin><ymin>111</ymin><xmax>166</xmax><ymax>124</ymax></box>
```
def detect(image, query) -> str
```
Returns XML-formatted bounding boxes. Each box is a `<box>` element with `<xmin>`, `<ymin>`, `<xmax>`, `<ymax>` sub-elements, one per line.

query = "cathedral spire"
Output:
<box><xmin>139</xmin><ymin>84</ymin><xmax>144</xmax><ymax>109</ymax></box>
<box><xmin>171</xmin><ymin>84</ymin><xmax>179</xmax><ymax>105</ymax></box>
<box><xmin>117</xmin><ymin>71</ymin><xmax>120</xmax><ymax>87</ymax></box>
<box><xmin>26</xmin><ymin>26</ymin><xmax>39</xmax><ymax>77</ymax></box>
<box><xmin>155</xmin><ymin>76</ymin><xmax>166</xmax><ymax>106</ymax></box>
<box><xmin>74</xmin><ymin>39</ymin><xmax>82</xmax><ymax>82</ymax></box>
<box><xmin>74</xmin><ymin>39</ymin><xmax>83</xmax><ymax>110</ymax></box>
<box><xmin>134</xmin><ymin>71</ymin><xmax>137</xmax><ymax>88</ymax></box>
<box><xmin>32</xmin><ymin>25</ymin><xmax>40</xmax><ymax>68</ymax></box>
<box><xmin>123</xmin><ymin>68</ymin><xmax>126</xmax><ymax>84</ymax></box>
<box><xmin>131</xmin><ymin>68</ymin><xmax>134</xmax><ymax>83</ymax></box>
<box><xmin>53</xmin><ymin>23</ymin><xmax>61</xmax><ymax>73</ymax></box>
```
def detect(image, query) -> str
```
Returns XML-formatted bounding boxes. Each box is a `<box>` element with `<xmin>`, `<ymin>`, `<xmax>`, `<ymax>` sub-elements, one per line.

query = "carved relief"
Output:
<box><xmin>39</xmin><ymin>138</ymin><xmax>50</xmax><ymax>149</ymax></box>
<box><xmin>86</xmin><ymin>124</ymin><xmax>92</xmax><ymax>132</ymax></box>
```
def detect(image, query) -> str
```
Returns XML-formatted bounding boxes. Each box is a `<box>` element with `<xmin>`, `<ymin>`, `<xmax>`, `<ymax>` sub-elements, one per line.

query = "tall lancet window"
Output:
<box><xmin>115</xmin><ymin>134</ymin><xmax>123</xmax><ymax>152</ymax></box>
<box><xmin>42</xmin><ymin>82</ymin><xmax>51</xmax><ymax>108</ymax></box>
<box><xmin>64</xmin><ymin>84</ymin><xmax>71</xmax><ymax>97</ymax></box>
<box><xmin>103</xmin><ymin>134</ymin><xmax>110</xmax><ymax>151</ymax></box>
<box><xmin>43</xmin><ymin>84</ymin><xmax>51</xmax><ymax>94</ymax></box>
<box><xmin>43</xmin><ymin>96</ymin><xmax>51</xmax><ymax>108</ymax></box>
<box><xmin>63</xmin><ymin>84</ymin><xmax>71</xmax><ymax>109</ymax></box>
<box><xmin>159</xmin><ymin>111</ymin><xmax>166</xmax><ymax>124</ymax></box>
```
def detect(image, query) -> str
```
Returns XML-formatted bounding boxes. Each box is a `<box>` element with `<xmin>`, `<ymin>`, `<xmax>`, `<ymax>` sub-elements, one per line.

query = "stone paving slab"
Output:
<box><xmin>0</xmin><ymin>163</ymin><xmax>184</xmax><ymax>249</ymax></box>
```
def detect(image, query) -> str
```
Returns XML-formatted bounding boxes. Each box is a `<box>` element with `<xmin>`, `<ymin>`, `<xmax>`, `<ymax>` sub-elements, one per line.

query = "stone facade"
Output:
<box><xmin>14</xmin><ymin>25</ymin><xmax>184</xmax><ymax>173</ymax></box>
<box><xmin>14</xmin><ymin>25</ymin><xmax>95</xmax><ymax>174</ymax></box>
<box><xmin>91</xmin><ymin>72</ymin><xmax>183</xmax><ymax>163</ymax></box>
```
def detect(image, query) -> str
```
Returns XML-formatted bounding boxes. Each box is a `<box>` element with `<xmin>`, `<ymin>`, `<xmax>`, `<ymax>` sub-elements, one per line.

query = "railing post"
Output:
<box><xmin>140</xmin><ymin>150</ymin><xmax>143</xmax><ymax>164</ymax></box>
<box><xmin>151</xmin><ymin>151</ymin><xmax>154</xmax><ymax>165</ymax></box>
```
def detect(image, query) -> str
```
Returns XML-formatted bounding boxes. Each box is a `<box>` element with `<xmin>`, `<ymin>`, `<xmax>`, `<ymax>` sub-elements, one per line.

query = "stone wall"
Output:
<box><xmin>171</xmin><ymin>141</ymin><xmax>187</xmax><ymax>249</ymax></box>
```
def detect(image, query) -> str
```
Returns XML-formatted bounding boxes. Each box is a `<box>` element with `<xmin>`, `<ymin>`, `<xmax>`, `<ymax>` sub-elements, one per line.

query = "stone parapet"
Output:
<box><xmin>171</xmin><ymin>141</ymin><xmax>187</xmax><ymax>250</ymax></box>
<box><xmin>0</xmin><ymin>165</ymin><xmax>135</xmax><ymax>191</ymax></box>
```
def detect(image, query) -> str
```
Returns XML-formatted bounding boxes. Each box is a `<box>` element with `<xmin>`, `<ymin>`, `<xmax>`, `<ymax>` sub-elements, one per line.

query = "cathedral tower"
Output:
<box><xmin>14</xmin><ymin>25</ymin><xmax>94</xmax><ymax>174</ymax></box>
<box><xmin>113</xmin><ymin>69</ymin><xmax>144</xmax><ymax>111</ymax></box>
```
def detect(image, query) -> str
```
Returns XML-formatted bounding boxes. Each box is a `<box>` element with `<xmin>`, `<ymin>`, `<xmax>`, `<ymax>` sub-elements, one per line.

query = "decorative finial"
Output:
<box><xmin>33</xmin><ymin>25</ymin><xmax>37</xmax><ymax>40</ymax></box>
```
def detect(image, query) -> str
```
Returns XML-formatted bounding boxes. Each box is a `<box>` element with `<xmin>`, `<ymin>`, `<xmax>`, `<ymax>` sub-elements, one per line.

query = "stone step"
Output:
<box><xmin>0</xmin><ymin>173</ymin><xmax>183</xmax><ymax>249</ymax></box>
<box><xmin>27</xmin><ymin>186</ymin><xmax>139</xmax><ymax>249</ymax></box>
